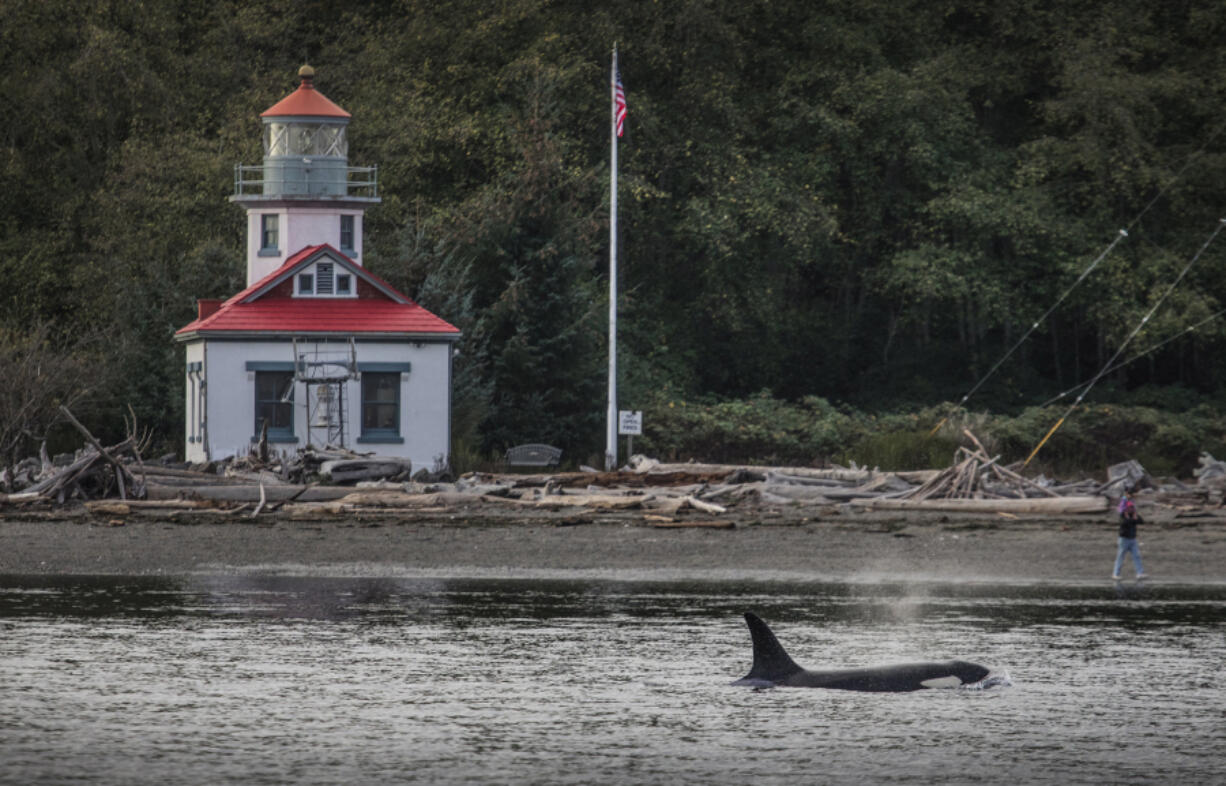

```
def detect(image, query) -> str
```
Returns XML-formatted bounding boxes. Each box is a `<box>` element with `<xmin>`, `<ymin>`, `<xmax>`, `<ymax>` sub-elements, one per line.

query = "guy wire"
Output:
<box><xmin>1023</xmin><ymin>217</ymin><xmax>1226</xmax><ymax>467</ymax></box>
<box><xmin>1038</xmin><ymin>307</ymin><xmax>1226</xmax><ymax>408</ymax></box>
<box><xmin>931</xmin><ymin>118</ymin><xmax>1226</xmax><ymax>438</ymax></box>
<box><xmin>928</xmin><ymin>229</ymin><xmax>1127</xmax><ymax>436</ymax></box>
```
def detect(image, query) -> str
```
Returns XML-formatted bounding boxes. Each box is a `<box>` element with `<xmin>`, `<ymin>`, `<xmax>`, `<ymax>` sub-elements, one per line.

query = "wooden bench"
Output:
<box><xmin>505</xmin><ymin>443</ymin><xmax>562</xmax><ymax>468</ymax></box>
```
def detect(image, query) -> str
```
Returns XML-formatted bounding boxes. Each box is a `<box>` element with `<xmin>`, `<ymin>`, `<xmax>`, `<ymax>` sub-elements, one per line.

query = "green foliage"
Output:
<box><xmin>637</xmin><ymin>392</ymin><xmax>861</xmax><ymax>465</ymax></box>
<box><xmin>446</xmin><ymin>435</ymin><xmax>504</xmax><ymax>476</ymax></box>
<box><xmin>634</xmin><ymin>391</ymin><xmax>1226</xmax><ymax>478</ymax></box>
<box><xmin>370</xmin><ymin>218</ymin><xmax>493</xmax><ymax>454</ymax></box>
<box><xmin>844</xmin><ymin>430</ymin><xmax>963</xmax><ymax>472</ymax></box>
<box><xmin>926</xmin><ymin>400</ymin><xmax>1226</xmax><ymax>477</ymax></box>
<box><xmin>3</xmin><ymin>0</ymin><xmax>1226</xmax><ymax>464</ymax></box>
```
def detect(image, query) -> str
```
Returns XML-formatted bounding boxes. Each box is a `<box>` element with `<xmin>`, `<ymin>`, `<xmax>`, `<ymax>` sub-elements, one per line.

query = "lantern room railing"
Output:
<box><xmin>233</xmin><ymin>164</ymin><xmax>379</xmax><ymax>199</ymax></box>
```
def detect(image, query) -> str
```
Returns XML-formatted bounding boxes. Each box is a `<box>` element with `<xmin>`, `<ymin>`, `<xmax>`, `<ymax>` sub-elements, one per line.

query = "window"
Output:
<box><xmin>261</xmin><ymin>214</ymin><xmax>279</xmax><ymax>251</ymax></box>
<box><xmin>254</xmin><ymin>371</ymin><xmax>294</xmax><ymax>440</ymax></box>
<box><xmin>340</xmin><ymin>215</ymin><xmax>354</xmax><ymax>251</ymax></box>
<box><xmin>264</xmin><ymin>122</ymin><xmax>347</xmax><ymax>157</ymax></box>
<box><xmin>336</xmin><ymin>274</ymin><xmax>352</xmax><ymax>295</ymax></box>
<box><xmin>298</xmin><ymin>273</ymin><xmax>314</xmax><ymax>294</ymax></box>
<box><xmin>292</xmin><ymin>126</ymin><xmax>316</xmax><ymax>155</ymax></box>
<box><xmin>361</xmin><ymin>372</ymin><xmax>400</xmax><ymax>439</ymax></box>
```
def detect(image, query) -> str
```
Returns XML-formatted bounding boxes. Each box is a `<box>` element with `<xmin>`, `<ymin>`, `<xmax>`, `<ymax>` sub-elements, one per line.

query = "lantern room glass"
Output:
<box><xmin>263</xmin><ymin>122</ymin><xmax>347</xmax><ymax>158</ymax></box>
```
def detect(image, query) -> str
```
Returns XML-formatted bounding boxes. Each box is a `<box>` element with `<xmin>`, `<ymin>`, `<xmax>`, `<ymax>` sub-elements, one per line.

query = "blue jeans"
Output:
<box><xmin>1113</xmin><ymin>537</ymin><xmax>1143</xmax><ymax>577</ymax></box>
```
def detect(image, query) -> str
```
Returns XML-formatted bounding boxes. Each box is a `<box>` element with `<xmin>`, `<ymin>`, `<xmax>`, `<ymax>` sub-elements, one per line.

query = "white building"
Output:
<box><xmin>175</xmin><ymin>66</ymin><xmax>459</xmax><ymax>470</ymax></box>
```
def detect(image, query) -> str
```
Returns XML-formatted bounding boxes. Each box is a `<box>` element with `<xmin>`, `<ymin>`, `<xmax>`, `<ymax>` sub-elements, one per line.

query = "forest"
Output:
<box><xmin>2</xmin><ymin>0</ymin><xmax>1225</xmax><ymax>476</ymax></box>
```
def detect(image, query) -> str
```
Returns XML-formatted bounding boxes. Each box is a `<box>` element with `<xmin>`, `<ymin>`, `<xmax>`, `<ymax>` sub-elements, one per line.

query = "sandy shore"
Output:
<box><xmin>3</xmin><ymin>504</ymin><xmax>1225</xmax><ymax>584</ymax></box>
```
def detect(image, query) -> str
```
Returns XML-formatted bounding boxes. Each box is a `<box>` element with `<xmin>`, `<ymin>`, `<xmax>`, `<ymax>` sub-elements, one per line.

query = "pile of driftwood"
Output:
<box><xmin>197</xmin><ymin>445</ymin><xmax>420</xmax><ymax>486</ymax></box>
<box><xmin>0</xmin><ymin>412</ymin><xmax>423</xmax><ymax>506</ymax></box>
<box><xmin>12</xmin><ymin>422</ymin><xmax>1226</xmax><ymax>522</ymax></box>
<box><xmin>1140</xmin><ymin>453</ymin><xmax>1226</xmax><ymax>511</ymax></box>
<box><xmin>3</xmin><ymin>407</ymin><xmax>150</xmax><ymax>505</ymax></box>
<box><xmin>848</xmin><ymin>434</ymin><xmax>1108</xmax><ymax>514</ymax></box>
<box><xmin>1193</xmin><ymin>452</ymin><xmax>1226</xmax><ymax>486</ymax></box>
<box><xmin>616</xmin><ymin>455</ymin><xmax>1109</xmax><ymax>516</ymax></box>
<box><xmin>899</xmin><ymin>432</ymin><xmax>1045</xmax><ymax>501</ymax></box>
<box><xmin>0</xmin><ymin>448</ymin><xmax>1109</xmax><ymax>521</ymax></box>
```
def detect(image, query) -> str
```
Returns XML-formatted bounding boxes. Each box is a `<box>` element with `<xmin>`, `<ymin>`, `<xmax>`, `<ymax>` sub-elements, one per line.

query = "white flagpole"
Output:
<box><xmin>606</xmin><ymin>46</ymin><xmax>619</xmax><ymax>471</ymax></box>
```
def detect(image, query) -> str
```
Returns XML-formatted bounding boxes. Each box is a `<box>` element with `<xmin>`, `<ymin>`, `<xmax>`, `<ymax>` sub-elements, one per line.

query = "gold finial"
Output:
<box><xmin>298</xmin><ymin>64</ymin><xmax>315</xmax><ymax>87</ymax></box>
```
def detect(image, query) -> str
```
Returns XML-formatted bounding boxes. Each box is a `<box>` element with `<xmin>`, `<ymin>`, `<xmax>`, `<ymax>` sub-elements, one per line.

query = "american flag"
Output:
<box><xmin>614</xmin><ymin>66</ymin><xmax>626</xmax><ymax>138</ymax></box>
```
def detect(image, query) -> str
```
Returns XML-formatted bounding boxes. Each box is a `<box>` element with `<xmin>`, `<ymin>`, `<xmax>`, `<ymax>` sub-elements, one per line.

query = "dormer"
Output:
<box><xmin>295</xmin><ymin>258</ymin><xmax>355</xmax><ymax>297</ymax></box>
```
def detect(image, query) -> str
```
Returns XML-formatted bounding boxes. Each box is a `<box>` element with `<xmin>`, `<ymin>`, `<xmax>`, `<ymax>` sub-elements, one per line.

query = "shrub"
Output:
<box><xmin>626</xmin><ymin>391</ymin><xmax>1226</xmax><ymax>478</ymax></box>
<box><xmin>637</xmin><ymin>391</ymin><xmax>861</xmax><ymax>465</ymax></box>
<box><xmin>843</xmin><ymin>430</ymin><xmax>962</xmax><ymax>471</ymax></box>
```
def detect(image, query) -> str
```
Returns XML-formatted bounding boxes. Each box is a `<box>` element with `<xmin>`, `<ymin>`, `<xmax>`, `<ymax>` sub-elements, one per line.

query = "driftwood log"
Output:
<box><xmin>59</xmin><ymin>406</ymin><xmax>144</xmax><ymax>500</ymax></box>
<box><xmin>628</xmin><ymin>456</ymin><xmax>939</xmax><ymax>484</ymax></box>
<box><xmin>650</xmin><ymin>519</ymin><xmax>735</xmax><ymax>529</ymax></box>
<box><xmin>144</xmin><ymin>484</ymin><xmax>358</xmax><ymax>503</ymax></box>
<box><xmin>850</xmin><ymin>496</ymin><xmax>1108</xmax><ymax>514</ymax></box>
<box><xmin>320</xmin><ymin>458</ymin><xmax>413</xmax><ymax>484</ymax></box>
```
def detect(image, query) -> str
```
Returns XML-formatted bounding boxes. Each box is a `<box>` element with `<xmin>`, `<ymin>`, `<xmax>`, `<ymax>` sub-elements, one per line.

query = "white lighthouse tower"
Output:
<box><xmin>232</xmin><ymin>64</ymin><xmax>380</xmax><ymax>286</ymax></box>
<box><xmin>177</xmin><ymin>66</ymin><xmax>459</xmax><ymax>467</ymax></box>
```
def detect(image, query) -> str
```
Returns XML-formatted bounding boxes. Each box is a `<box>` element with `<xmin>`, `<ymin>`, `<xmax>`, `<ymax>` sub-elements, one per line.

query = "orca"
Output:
<box><xmin>732</xmin><ymin>612</ymin><xmax>992</xmax><ymax>692</ymax></box>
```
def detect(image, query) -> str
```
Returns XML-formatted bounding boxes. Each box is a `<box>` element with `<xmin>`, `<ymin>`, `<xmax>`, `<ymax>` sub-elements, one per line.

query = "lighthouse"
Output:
<box><xmin>233</xmin><ymin>64</ymin><xmax>380</xmax><ymax>286</ymax></box>
<box><xmin>176</xmin><ymin>67</ymin><xmax>459</xmax><ymax>469</ymax></box>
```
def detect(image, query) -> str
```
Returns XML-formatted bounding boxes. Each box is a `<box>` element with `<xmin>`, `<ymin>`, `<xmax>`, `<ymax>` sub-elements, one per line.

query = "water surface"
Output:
<box><xmin>2</xmin><ymin>575</ymin><xmax>1223</xmax><ymax>784</ymax></box>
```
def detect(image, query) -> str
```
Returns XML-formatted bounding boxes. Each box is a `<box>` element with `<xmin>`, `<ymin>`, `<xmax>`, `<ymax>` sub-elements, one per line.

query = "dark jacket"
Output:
<box><xmin>1117</xmin><ymin>496</ymin><xmax>1140</xmax><ymax>538</ymax></box>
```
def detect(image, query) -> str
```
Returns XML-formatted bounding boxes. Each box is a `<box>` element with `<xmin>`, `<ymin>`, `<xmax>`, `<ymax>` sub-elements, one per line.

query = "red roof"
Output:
<box><xmin>176</xmin><ymin>245</ymin><xmax>459</xmax><ymax>339</ymax></box>
<box><xmin>261</xmin><ymin>68</ymin><xmax>350</xmax><ymax>119</ymax></box>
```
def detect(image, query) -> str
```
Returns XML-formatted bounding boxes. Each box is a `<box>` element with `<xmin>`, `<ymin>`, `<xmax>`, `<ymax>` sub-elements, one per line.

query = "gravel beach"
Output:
<box><xmin>3</xmin><ymin>505</ymin><xmax>1225</xmax><ymax>584</ymax></box>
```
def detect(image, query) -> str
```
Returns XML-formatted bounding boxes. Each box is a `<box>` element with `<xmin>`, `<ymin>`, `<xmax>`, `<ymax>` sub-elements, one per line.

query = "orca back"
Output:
<box><xmin>732</xmin><ymin>613</ymin><xmax>996</xmax><ymax>691</ymax></box>
<box><xmin>735</xmin><ymin>612</ymin><xmax>803</xmax><ymax>685</ymax></box>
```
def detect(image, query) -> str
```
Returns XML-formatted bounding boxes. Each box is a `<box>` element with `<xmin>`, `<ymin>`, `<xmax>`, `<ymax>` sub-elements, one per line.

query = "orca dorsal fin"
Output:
<box><xmin>741</xmin><ymin>612</ymin><xmax>803</xmax><ymax>681</ymax></box>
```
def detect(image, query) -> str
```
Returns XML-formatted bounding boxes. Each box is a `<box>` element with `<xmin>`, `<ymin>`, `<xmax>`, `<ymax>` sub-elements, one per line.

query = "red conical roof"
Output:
<box><xmin>261</xmin><ymin>65</ymin><xmax>351</xmax><ymax>118</ymax></box>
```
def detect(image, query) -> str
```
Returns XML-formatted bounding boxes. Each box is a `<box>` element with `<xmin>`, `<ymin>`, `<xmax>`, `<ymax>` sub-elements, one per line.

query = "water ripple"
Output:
<box><xmin>1</xmin><ymin>576</ymin><xmax>1224</xmax><ymax>784</ymax></box>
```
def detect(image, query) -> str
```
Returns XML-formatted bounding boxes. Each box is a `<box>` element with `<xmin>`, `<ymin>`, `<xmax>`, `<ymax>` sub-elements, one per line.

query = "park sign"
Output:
<box><xmin>618</xmin><ymin>410</ymin><xmax>642</xmax><ymax>436</ymax></box>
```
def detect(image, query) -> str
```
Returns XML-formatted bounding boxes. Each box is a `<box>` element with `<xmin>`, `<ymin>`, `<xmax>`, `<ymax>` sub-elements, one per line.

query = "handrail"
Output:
<box><xmin>233</xmin><ymin>163</ymin><xmax>378</xmax><ymax>198</ymax></box>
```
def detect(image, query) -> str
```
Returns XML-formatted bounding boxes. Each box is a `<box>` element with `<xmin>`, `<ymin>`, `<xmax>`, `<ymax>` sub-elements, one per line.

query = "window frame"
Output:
<box><xmin>260</xmin><ymin>214</ymin><xmax>280</xmax><ymax>253</ymax></box>
<box><xmin>358</xmin><ymin>370</ymin><xmax>403</xmax><ymax>443</ymax></box>
<box><xmin>339</xmin><ymin>214</ymin><xmax>355</xmax><ymax>253</ymax></box>
<box><xmin>253</xmin><ymin>369</ymin><xmax>295</xmax><ymax>442</ymax></box>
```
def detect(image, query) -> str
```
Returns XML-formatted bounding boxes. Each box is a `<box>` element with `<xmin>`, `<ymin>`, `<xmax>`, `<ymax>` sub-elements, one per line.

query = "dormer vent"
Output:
<box><xmin>316</xmin><ymin>262</ymin><xmax>334</xmax><ymax>294</ymax></box>
<box><xmin>296</xmin><ymin>259</ymin><xmax>353</xmax><ymax>297</ymax></box>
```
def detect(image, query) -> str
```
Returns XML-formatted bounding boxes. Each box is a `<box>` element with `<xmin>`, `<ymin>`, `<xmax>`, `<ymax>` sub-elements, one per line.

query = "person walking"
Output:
<box><xmin>1113</xmin><ymin>487</ymin><xmax>1146</xmax><ymax>580</ymax></box>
